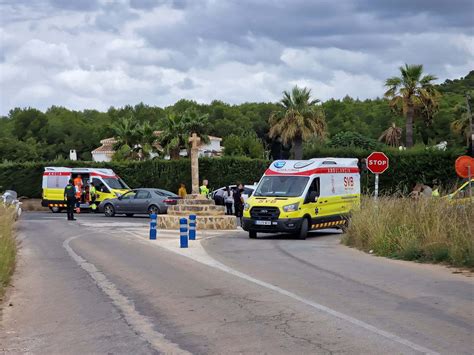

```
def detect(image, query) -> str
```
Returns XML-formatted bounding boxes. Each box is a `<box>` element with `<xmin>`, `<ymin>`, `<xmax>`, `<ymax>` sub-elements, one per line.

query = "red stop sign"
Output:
<box><xmin>367</xmin><ymin>152</ymin><xmax>389</xmax><ymax>174</ymax></box>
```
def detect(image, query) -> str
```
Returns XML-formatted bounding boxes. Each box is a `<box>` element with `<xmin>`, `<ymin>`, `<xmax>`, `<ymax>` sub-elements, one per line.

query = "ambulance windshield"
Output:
<box><xmin>254</xmin><ymin>176</ymin><xmax>309</xmax><ymax>197</ymax></box>
<box><xmin>103</xmin><ymin>177</ymin><xmax>129</xmax><ymax>190</ymax></box>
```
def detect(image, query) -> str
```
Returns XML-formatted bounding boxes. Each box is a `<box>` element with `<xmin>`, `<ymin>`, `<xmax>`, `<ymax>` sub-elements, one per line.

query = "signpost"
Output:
<box><xmin>366</xmin><ymin>152</ymin><xmax>389</xmax><ymax>199</ymax></box>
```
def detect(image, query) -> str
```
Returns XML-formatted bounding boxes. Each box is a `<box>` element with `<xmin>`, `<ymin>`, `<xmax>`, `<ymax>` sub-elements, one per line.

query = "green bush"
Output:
<box><xmin>328</xmin><ymin>131</ymin><xmax>382</xmax><ymax>150</ymax></box>
<box><xmin>304</xmin><ymin>145</ymin><xmax>465</xmax><ymax>194</ymax></box>
<box><xmin>0</xmin><ymin>148</ymin><xmax>466</xmax><ymax>198</ymax></box>
<box><xmin>0</xmin><ymin>157</ymin><xmax>268</xmax><ymax>198</ymax></box>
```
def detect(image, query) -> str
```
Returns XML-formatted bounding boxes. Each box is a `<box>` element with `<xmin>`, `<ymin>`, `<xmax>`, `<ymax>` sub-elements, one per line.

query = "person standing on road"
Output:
<box><xmin>224</xmin><ymin>186</ymin><xmax>234</xmax><ymax>215</ymax></box>
<box><xmin>178</xmin><ymin>183</ymin><xmax>187</xmax><ymax>198</ymax></box>
<box><xmin>64</xmin><ymin>179</ymin><xmax>77</xmax><ymax>221</ymax></box>
<box><xmin>233</xmin><ymin>183</ymin><xmax>244</xmax><ymax>221</ymax></box>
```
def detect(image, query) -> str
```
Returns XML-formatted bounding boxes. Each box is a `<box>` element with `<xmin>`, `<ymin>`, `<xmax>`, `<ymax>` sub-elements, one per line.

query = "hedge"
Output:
<box><xmin>304</xmin><ymin>146</ymin><xmax>465</xmax><ymax>194</ymax></box>
<box><xmin>0</xmin><ymin>157</ymin><xmax>269</xmax><ymax>198</ymax></box>
<box><xmin>0</xmin><ymin>150</ymin><xmax>467</xmax><ymax>198</ymax></box>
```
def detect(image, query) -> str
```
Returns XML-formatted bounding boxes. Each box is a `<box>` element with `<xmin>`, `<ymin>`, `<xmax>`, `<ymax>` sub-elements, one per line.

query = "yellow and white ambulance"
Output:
<box><xmin>42</xmin><ymin>167</ymin><xmax>130</xmax><ymax>212</ymax></box>
<box><xmin>242</xmin><ymin>158</ymin><xmax>360</xmax><ymax>239</ymax></box>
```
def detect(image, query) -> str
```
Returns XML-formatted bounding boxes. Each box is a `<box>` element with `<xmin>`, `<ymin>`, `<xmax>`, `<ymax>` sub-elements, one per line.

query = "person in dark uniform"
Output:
<box><xmin>233</xmin><ymin>183</ymin><xmax>244</xmax><ymax>222</ymax></box>
<box><xmin>64</xmin><ymin>179</ymin><xmax>77</xmax><ymax>221</ymax></box>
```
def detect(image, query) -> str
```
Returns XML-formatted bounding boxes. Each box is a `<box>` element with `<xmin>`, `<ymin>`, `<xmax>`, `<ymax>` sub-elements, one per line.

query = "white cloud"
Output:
<box><xmin>12</xmin><ymin>39</ymin><xmax>76</xmax><ymax>67</ymax></box>
<box><xmin>0</xmin><ymin>0</ymin><xmax>472</xmax><ymax>114</ymax></box>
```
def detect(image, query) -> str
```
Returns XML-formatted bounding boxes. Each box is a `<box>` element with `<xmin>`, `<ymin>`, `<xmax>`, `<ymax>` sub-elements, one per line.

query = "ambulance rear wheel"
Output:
<box><xmin>249</xmin><ymin>231</ymin><xmax>257</xmax><ymax>239</ymax></box>
<box><xmin>298</xmin><ymin>218</ymin><xmax>308</xmax><ymax>240</ymax></box>
<box><xmin>104</xmin><ymin>204</ymin><xmax>115</xmax><ymax>217</ymax></box>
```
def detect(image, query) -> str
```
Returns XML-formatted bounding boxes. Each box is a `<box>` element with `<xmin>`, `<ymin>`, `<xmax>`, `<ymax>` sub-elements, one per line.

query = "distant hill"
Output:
<box><xmin>437</xmin><ymin>70</ymin><xmax>474</xmax><ymax>95</ymax></box>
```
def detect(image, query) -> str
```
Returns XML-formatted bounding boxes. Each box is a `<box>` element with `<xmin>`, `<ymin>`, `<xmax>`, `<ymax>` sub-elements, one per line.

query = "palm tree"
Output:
<box><xmin>378</xmin><ymin>123</ymin><xmax>402</xmax><ymax>147</ymax></box>
<box><xmin>158</xmin><ymin>113</ymin><xmax>188</xmax><ymax>159</ymax></box>
<box><xmin>182</xmin><ymin>109</ymin><xmax>210</xmax><ymax>144</ymax></box>
<box><xmin>384</xmin><ymin>64</ymin><xmax>440</xmax><ymax>148</ymax></box>
<box><xmin>451</xmin><ymin>93</ymin><xmax>473</xmax><ymax>146</ymax></box>
<box><xmin>111</xmin><ymin>116</ymin><xmax>139</xmax><ymax>148</ymax></box>
<box><xmin>159</xmin><ymin>109</ymin><xmax>210</xmax><ymax>159</ymax></box>
<box><xmin>269</xmin><ymin>86</ymin><xmax>326</xmax><ymax>159</ymax></box>
<box><xmin>111</xmin><ymin>116</ymin><xmax>139</xmax><ymax>159</ymax></box>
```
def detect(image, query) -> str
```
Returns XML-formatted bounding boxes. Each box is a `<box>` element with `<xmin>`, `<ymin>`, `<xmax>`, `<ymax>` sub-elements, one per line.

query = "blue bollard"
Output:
<box><xmin>189</xmin><ymin>214</ymin><xmax>196</xmax><ymax>240</ymax></box>
<box><xmin>149</xmin><ymin>213</ymin><xmax>157</xmax><ymax>240</ymax></box>
<box><xmin>180</xmin><ymin>218</ymin><xmax>188</xmax><ymax>248</ymax></box>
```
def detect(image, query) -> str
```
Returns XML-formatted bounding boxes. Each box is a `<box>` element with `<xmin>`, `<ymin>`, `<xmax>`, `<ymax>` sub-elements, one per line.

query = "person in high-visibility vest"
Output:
<box><xmin>199</xmin><ymin>179</ymin><xmax>209</xmax><ymax>197</ymax></box>
<box><xmin>89</xmin><ymin>182</ymin><xmax>97</xmax><ymax>210</ymax></box>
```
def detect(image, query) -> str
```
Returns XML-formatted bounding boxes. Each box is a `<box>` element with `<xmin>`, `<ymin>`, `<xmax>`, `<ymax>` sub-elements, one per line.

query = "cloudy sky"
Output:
<box><xmin>0</xmin><ymin>0</ymin><xmax>473</xmax><ymax>115</ymax></box>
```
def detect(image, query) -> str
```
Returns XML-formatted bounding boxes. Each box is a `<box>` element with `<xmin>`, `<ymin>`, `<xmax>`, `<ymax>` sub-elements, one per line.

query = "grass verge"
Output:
<box><xmin>0</xmin><ymin>205</ymin><xmax>17</xmax><ymax>298</ymax></box>
<box><xmin>342</xmin><ymin>197</ymin><xmax>474</xmax><ymax>268</ymax></box>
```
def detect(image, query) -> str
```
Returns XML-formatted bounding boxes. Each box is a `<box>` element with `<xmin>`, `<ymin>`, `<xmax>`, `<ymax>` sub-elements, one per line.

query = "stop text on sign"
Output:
<box><xmin>369</xmin><ymin>160</ymin><xmax>387</xmax><ymax>166</ymax></box>
<box><xmin>366</xmin><ymin>152</ymin><xmax>389</xmax><ymax>174</ymax></box>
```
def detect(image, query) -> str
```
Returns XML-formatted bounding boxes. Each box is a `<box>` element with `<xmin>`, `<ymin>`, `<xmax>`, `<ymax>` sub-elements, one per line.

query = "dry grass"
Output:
<box><xmin>0</xmin><ymin>205</ymin><xmax>17</xmax><ymax>297</ymax></box>
<box><xmin>342</xmin><ymin>197</ymin><xmax>474</xmax><ymax>268</ymax></box>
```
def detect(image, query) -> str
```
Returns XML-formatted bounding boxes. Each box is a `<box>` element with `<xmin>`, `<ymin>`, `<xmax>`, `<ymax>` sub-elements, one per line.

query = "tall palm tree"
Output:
<box><xmin>269</xmin><ymin>86</ymin><xmax>326</xmax><ymax>159</ymax></box>
<box><xmin>378</xmin><ymin>123</ymin><xmax>402</xmax><ymax>147</ymax></box>
<box><xmin>384</xmin><ymin>64</ymin><xmax>440</xmax><ymax>148</ymax></box>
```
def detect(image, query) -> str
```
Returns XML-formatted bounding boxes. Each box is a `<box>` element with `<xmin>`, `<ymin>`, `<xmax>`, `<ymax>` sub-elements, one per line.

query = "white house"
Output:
<box><xmin>91</xmin><ymin>133</ymin><xmax>222</xmax><ymax>162</ymax></box>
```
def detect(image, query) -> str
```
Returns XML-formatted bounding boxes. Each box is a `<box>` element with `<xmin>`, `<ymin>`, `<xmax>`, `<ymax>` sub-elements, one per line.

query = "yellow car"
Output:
<box><xmin>42</xmin><ymin>167</ymin><xmax>130</xmax><ymax>212</ymax></box>
<box><xmin>242</xmin><ymin>158</ymin><xmax>361</xmax><ymax>239</ymax></box>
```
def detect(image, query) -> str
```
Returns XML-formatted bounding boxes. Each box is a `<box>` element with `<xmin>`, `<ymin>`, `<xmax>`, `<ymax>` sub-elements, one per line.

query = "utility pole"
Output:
<box><xmin>466</xmin><ymin>93</ymin><xmax>473</xmax><ymax>157</ymax></box>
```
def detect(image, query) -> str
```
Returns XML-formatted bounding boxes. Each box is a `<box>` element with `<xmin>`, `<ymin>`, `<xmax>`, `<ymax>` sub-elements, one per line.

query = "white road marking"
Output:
<box><xmin>128</xmin><ymin>230</ymin><xmax>439</xmax><ymax>355</ymax></box>
<box><xmin>63</xmin><ymin>235</ymin><xmax>191</xmax><ymax>355</ymax></box>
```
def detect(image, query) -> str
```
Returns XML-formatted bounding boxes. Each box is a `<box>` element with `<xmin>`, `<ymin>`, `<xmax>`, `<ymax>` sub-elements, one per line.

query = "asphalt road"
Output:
<box><xmin>1</xmin><ymin>212</ymin><xmax>473</xmax><ymax>354</ymax></box>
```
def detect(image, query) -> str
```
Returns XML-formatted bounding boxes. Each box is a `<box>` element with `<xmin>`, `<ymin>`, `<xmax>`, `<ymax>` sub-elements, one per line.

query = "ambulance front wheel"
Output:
<box><xmin>50</xmin><ymin>206</ymin><xmax>61</xmax><ymax>213</ymax></box>
<box><xmin>298</xmin><ymin>218</ymin><xmax>309</xmax><ymax>240</ymax></box>
<box><xmin>249</xmin><ymin>230</ymin><xmax>257</xmax><ymax>239</ymax></box>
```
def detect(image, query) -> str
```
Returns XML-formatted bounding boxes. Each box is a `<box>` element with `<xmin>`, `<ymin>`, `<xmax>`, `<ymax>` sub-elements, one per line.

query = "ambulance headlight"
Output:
<box><xmin>244</xmin><ymin>203</ymin><xmax>250</xmax><ymax>211</ymax></box>
<box><xmin>283</xmin><ymin>203</ymin><xmax>299</xmax><ymax>212</ymax></box>
<box><xmin>115</xmin><ymin>192</ymin><xmax>122</xmax><ymax>197</ymax></box>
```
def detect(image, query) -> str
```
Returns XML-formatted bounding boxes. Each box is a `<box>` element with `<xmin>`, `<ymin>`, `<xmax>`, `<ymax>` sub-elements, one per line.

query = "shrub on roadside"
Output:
<box><xmin>342</xmin><ymin>197</ymin><xmax>474</xmax><ymax>268</ymax></box>
<box><xmin>0</xmin><ymin>206</ymin><xmax>17</xmax><ymax>297</ymax></box>
<box><xmin>0</xmin><ymin>157</ymin><xmax>269</xmax><ymax>198</ymax></box>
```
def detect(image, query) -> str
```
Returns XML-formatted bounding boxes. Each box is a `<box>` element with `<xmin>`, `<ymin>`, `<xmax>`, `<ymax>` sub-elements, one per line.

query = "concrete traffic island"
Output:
<box><xmin>157</xmin><ymin>194</ymin><xmax>237</xmax><ymax>230</ymax></box>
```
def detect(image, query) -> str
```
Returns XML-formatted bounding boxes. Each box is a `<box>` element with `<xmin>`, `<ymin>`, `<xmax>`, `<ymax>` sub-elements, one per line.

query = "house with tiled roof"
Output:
<box><xmin>91</xmin><ymin>132</ymin><xmax>222</xmax><ymax>162</ymax></box>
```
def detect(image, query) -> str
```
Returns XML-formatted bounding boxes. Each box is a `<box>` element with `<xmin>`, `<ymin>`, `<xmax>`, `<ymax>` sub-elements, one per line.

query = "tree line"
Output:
<box><xmin>0</xmin><ymin>68</ymin><xmax>472</xmax><ymax>162</ymax></box>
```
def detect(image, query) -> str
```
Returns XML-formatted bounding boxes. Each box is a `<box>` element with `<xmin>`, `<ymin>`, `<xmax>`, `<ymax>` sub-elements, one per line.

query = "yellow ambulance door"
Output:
<box><xmin>91</xmin><ymin>177</ymin><xmax>114</xmax><ymax>202</ymax></box>
<box><xmin>301</xmin><ymin>177</ymin><xmax>329</xmax><ymax>224</ymax></box>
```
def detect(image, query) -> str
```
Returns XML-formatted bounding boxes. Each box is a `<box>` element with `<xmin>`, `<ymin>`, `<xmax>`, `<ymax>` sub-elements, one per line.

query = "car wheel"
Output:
<box><xmin>298</xmin><ymin>218</ymin><xmax>308</xmax><ymax>240</ymax></box>
<box><xmin>104</xmin><ymin>203</ymin><xmax>115</xmax><ymax>217</ymax></box>
<box><xmin>249</xmin><ymin>230</ymin><xmax>257</xmax><ymax>239</ymax></box>
<box><xmin>125</xmin><ymin>213</ymin><xmax>134</xmax><ymax>217</ymax></box>
<box><xmin>50</xmin><ymin>206</ymin><xmax>61</xmax><ymax>213</ymax></box>
<box><xmin>148</xmin><ymin>205</ymin><xmax>160</xmax><ymax>215</ymax></box>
